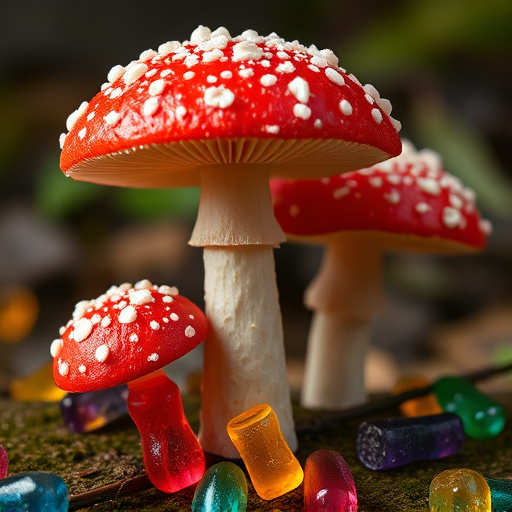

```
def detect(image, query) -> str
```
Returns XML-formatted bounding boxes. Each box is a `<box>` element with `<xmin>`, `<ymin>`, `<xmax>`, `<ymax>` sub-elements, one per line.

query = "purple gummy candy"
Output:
<box><xmin>60</xmin><ymin>384</ymin><xmax>129</xmax><ymax>433</ymax></box>
<box><xmin>304</xmin><ymin>450</ymin><xmax>357</xmax><ymax>511</ymax></box>
<box><xmin>0</xmin><ymin>444</ymin><xmax>8</xmax><ymax>479</ymax></box>
<box><xmin>357</xmin><ymin>412</ymin><xmax>464</xmax><ymax>470</ymax></box>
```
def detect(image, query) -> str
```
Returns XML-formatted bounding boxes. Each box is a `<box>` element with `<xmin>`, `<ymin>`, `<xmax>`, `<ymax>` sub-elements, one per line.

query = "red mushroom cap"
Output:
<box><xmin>60</xmin><ymin>26</ymin><xmax>401</xmax><ymax>186</ymax></box>
<box><xmin>271</xmin><ymin>140</ymin><xmax>491</xmax><ymax>251</ymax></box>
<box><xmin>51</xmin><ymin>280</ymin><xmax>208</xmax><ymax>392</ymax></box>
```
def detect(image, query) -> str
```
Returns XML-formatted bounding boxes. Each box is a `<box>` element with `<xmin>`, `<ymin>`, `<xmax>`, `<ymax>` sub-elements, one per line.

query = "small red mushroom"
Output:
<box><xmin>271</xmin><ymin>140</ymin><xmax>491</xmax><ymax>409</ymax></box>
<box><xmin>58</xmin><ymin>25</ymin><xmax>401</xmax><ymax>457</ymax></box>
<box><xmin>51</xmin><ymin>279</ymin><xmax>208</xmax><ymax>492</ymax></box>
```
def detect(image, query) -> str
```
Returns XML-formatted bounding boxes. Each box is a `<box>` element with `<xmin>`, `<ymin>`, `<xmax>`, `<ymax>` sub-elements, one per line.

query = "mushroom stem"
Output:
<box><xmin>301</xmin><ymin>235</ymin><xmax>385</xmax><ymax>409</ymax></box>
<box><xmin>189</xmin><ymin>165</ymin><xmax>286</xmax><ymax>247</ymax></box>
<box><xmin>198</xmin><ymin>246</ymin><xmax>297</xmax><ymax>458</ymax></box>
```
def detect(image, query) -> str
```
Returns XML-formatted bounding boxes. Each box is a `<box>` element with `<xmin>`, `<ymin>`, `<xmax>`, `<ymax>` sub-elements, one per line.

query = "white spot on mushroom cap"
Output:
<box><xmin>204</xmin><ymin>85</ymin><xmax>235</xmax><ymax>108</ymax></box>
<box><xmin>287</xmin><ymin>76</ymin><xmax>310</xmax><ymax>104</ymax></box>
<box><xmin>119</xmin><ymin>305</ymin><xmax>137</xmax><ymax>323</ymax></box>
<box><xmin>238</xmin><ymin>68</ymin><xmax>254</xmax><ymax>78</ymax></box>
<box><xmin>50</xmin><ymin>339</ymin><xmax>63</xmax><ymax>358</ymax></box>
<box><xmin>293</xmin><ymin>103</ymin><xmax>311</xmax><ymax>120</ymax></box>
<box><xmin>333</xmin><ymin>187</ymin><xmax>350</xmax><ymax>199</ymax></box>
<box><xmin>276</xmin><ymin>61</ymin><xmax>295</xmax><ymax>73</ymax></box>
<box><xmin>371</xmin><ymin>108</ymin><xmax>383</xmax><ymax>124</ymax></box>
<box><xmin>123</xmin><ymin>62</ymin><xmax>148</xmax><ymax>85</ymax></box>
<box><xmin>443</xmin><ymin>207</ymin><xmax>463</xmax><ymax>228</ymax></box>
<box><xmin>149</xmin><ymin>79</ymin><xmax>165</xmax><ymax>96</ymax></box>
<box><xmin>158</xmin><ymin>41</ymin><xmax>181</xmax><ymax>55</ymax></box>
<box><xmin>74</xmin><ymin>317</ymin><xmax>93</xmax><ymax>342</ymax></box>
<box><xmin>78</xmin><ymin>365</ymin><xmax>87</xmax><ymax>374</ymax></box>
<box><xmin>129</xmin><ymin>333</ymin><xmax>139</xmax><ymax>342</ymax></box>
<box><xmin>95</xmin><ymin>345</ymin><xmax>109</xmax><ymax>362</ymax></box>
<box><xmin>260</xmin><ymin>74</ymin><xmax>277</xmax><ymax>87</ymax></box>
<box><xmin>110</xmin><ymin>87</ymin><xmax>123</xmax><ymax>99</ymax></box>
<box><xmin>183</xmin><ymin>71</ymin><xmax>195</xmax><ymax>80</ymax></box>
<box><xmin>203</xmin><ymin>49</ymin><xmax>224</xmax><ymax>62</ymax></box>
<box><xmin>232</xmin><ymin>40</ymin><xmax>263</xmax><ymax>61</ymax></box>
<box><xmin>104</xmin><ymin>111</ymin><xmax>121</xmax><ymax>126</ymax></box>
<box><xmin>150</xmin><ymin>320</ymin><xmax>160</xmax><ymax>330</ymax></box>
<box><xmin>66</xmin><ymin>101</ymin><xmax>89</xmax><ymax>131</ymax></box>
<box><xmin>101</xmin><ymin>316</ymin><xmax>111</xmax><ymax>328</ymax></box>
<box><xmin>170</xmin><ymin>313</ymin><xmax>179</xmax><ymax>321</ymax></box>
<box><xmin>58</xmin><ymin>361</ymin><xmax>69</xmax><ymax>376</ymax></box>
<box><xmin>139</xmin><ymin>49</ymin><xmax>157</xmax><ymax>62</ymax></box>
<box><xmin>325</xmin><ymin>67</ymin><xmax>345</xmax><ymax>86</ymax></box>
<box><xmin>190</xmin><ymin>25</ymin><xmax>212</xmax><ymax>45</ymax></box>
<box><xmin>339</xmin><ymin>100</ymin><xmax>353</xmax><ymax>116</ymax></box>
<box><xmin>107</xmin><ymin>65</ymin><xmax>125</xmax><ymax>83</ymax></box>
<box><xmin>135</xmin><ymin>279</ymin><xmax>153</xmax><ymax>290</ymax></box>
<box><xmin>148</xmin><ymin>353</ymin><xmax>159</xmax><ymax>362</ymax></box>
<box><xmin>417</xmin><ymin>177</ymin><xmax>441</xmax><ymax>196</ymax></box>
<box><xmin>185</xmin><ymin>326</ymin><xmax>196</xmax><ymax>338</ymax></box>
<box><xmin>143</xmin><ymin>97</ymin><xmax>160</xmax><ymax>116</ymax></box>
<box><xmin>384</xmin><ymin>189</ymin><xmax>401</xmax><ymax>204</ymax></box>
<box><xmin>130</xmin><ymin>289</ymin><xmax>153</xmax><ymax>305</ymax></box>
<box><xmin>265</xmin><ymin>125</ymin><xmax>280</xmax><ymax>134</ymax></box>
<box><xmin>415</xmin><ymin>202</ymin><xmax>431</xmax><ymax>214</ymax></box>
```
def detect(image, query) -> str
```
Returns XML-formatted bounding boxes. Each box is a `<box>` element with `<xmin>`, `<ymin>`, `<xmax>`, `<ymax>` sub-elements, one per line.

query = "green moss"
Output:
<box><xmin>1</xmin><ymin>394</ymin><xmax>512</xmax><ymax>511</ymax></box>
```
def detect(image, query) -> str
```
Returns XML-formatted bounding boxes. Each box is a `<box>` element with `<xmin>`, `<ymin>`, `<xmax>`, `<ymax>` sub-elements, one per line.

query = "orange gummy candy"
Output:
<box><xmin>393</xmin><ymin>374</ymin><xmax>442</xmax><ymax>417</ymax></box>
<box><xmin>227</xmin><ymin>404</ymin><xmax>303</xmax><ymax>500</ymax></box>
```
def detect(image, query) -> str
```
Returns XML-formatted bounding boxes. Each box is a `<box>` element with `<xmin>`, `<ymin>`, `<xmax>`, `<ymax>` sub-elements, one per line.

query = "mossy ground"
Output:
<box><xmin>1</xmin><ymin>393</ymin><xmax>511</xmax><ymax>511</ymax></box>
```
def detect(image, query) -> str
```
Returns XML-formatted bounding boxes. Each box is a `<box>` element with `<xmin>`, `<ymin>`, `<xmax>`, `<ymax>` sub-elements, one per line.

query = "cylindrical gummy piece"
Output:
<box><xmin>227</xmin><ymin>403</ymin><xmax>303</xmax><ymax>500</ymax></box>
<box><xmin>434</xmin><ymin>376</ymin><xmax>506</xmax><ymax>439</ymax></box>
<box><xmin>357</xmin><ymin>412</ymin><xmax>464</xmax><ymax>470</ymax></box>
<box><xmin>485</xmin><ymin>477</ymin><xmax>512</xmax><ymax>512</ymax></box>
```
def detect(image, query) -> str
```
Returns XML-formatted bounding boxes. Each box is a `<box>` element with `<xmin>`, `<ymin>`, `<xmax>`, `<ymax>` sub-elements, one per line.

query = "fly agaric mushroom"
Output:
<box><xmin>51</xmin><ymin>280</ymin><xmax>208</xmax><ymax>492</ymax></box>
<box><xmin>58</xmin><ymin>25</ymin><xmax>402</xmax><ymax>457</ymax></box>
<box><xmin>271</xmin><ymin>140</ymin><xmax>491</xmax><ymax>410</ymax></box>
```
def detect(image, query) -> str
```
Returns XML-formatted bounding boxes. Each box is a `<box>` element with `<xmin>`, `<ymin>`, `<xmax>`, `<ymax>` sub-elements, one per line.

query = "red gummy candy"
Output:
<box><xmin>127</xmin><ymin>370</ymin><xmax>205</xmax><ymax>493</ymax></box>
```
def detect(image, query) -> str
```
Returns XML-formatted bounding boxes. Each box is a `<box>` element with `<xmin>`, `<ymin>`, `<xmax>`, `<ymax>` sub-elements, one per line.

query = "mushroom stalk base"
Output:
<box><xmin>199</xmin><ymin>246</ymin><xmax>297</xmax><ymax>458</ymax></box>
<box><xmin>302</xmin><ymin>237</ymin><xmax>385</xmax><ymax>410</ymax></box>
<box><xmin>301</xmin><ymin>316</ymin><xmax>370</xmax><ymax>409</ymax></box>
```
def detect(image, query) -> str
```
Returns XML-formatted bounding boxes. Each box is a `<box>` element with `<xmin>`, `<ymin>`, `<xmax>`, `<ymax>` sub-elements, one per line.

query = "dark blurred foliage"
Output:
<box><xmin>1</xmin><ymin>0</ymin><xmax>511</xmax><ymax>389</ymax></box>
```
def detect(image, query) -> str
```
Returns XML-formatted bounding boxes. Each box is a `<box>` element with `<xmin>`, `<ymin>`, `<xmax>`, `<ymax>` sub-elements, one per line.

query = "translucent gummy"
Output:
<box><xmin>127</xmin><ymin>370</ymin><xmax>205</xmax><ymax>493</ymax></box>
<box><xmin>227</xmin><ymin>404</ymin><xmax>303</xmax><ymax>500</ymax></box>
<box><xmin>429</xmin><ymin>469</ymin><xmax>491</xmax><ymax>511</ymax></box>
<box><xmin>304</xmin><ymin>450</ymin><xmax>357</xmax><ymax>511</ymax></box>
<box><xmin>192</xmin><ymin>462</ymin><xmax>248</xmax><ymax>512</ymax></box>
<box><xmin>60</xmin><ymin>384</ymin><xmax>129</xmax><ymax>433</ymax></box>
<box><xmin>0</xmin><ymin>472</ymin><xmax>68</xmax><ymax>511</ymax></box>
<box><xmin>434</xmin><ymin>376</ymin><xmax>506</xmax><ymax>439</ymax></box>
<box><xmin>393</xmin><ymin>374</ymin><xmax>442</xmax><ymax>417</ymax></box>
<box><xmin>357</xmin><ymin>412</ymin><xmax>464</xmax><ymax>470</ymax></box>
<box><xmin>485</xmin><ymin>477</ymin><xmax>512</xmax><ymax>512</ymax></box>
<box><xmin>0</xmin><ymin>445</ymin><xmax>7</xmax><ymax>479</ymax></box>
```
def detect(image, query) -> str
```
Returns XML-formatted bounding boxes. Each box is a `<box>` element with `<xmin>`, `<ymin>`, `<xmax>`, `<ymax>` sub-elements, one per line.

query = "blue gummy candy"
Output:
<box><xmin>0</xmin><ymin>472</ymin><xmax>68</xmax><ymax>511</ymax></box>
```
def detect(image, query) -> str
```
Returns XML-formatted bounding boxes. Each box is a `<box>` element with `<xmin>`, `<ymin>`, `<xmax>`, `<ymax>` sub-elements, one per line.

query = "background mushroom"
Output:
<box><xmin>58</xmin><ymin>25</ymin><xmax>401</xmax><ymax>457</ymax></box>
<box><xmin>271</xmin><ymin>140</ymin><xmax>491</xmax><ymax>409</ymax></box>
<box><xmin>52</xmin><ymin>279</ymin><xmax>208</xmax><ymax>492</ymax></box>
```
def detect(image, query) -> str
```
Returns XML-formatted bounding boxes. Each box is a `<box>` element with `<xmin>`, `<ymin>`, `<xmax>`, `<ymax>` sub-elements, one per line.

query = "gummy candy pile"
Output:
<box><xmin>1</xmin><ymin>370</ymin><xmax>510</xmax><ymax>511</ymax></box>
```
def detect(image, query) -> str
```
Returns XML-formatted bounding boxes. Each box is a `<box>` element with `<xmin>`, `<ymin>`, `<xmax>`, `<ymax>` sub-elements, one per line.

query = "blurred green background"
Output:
<box><xmin>1</xmin><ymin>0</ymin><xmax>512</xmax><ymax>394</ymax></box>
